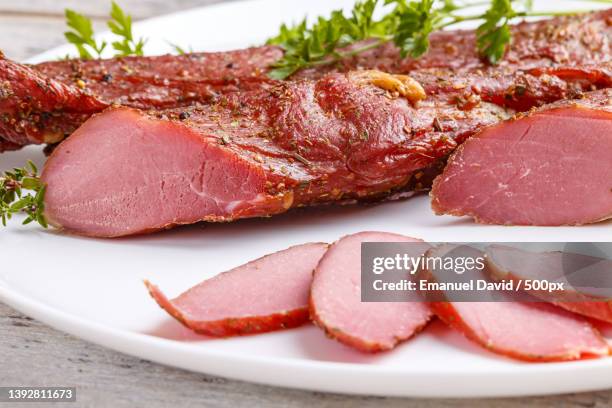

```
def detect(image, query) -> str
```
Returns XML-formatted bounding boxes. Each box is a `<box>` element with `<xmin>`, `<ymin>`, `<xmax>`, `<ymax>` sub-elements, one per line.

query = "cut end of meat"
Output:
<box><xmin>310</xmin><ymin>231</ymin><xmax>433</xmax><ymax>352</ymax></box>
<box><xmin>431</xmin><ymin>91</ymin><xmax>612</xmax><ymax>226</ymax></box>
<box><xmin>146</xmin><ymin>242</ymin><xmax>328</xmax><ymax>337</ymax></box>
<box><xmin>145</xmin><ymin>280</ymin><xmax>191</xmax><ymax>328</ymax></box>
<box><xmin>41</xmin><ymin>107</ymin><xmax>289</xmax><ymax>237</ymax></box>
<box><xmin>422</xmin><ymin>245</ymin><xmax>610</xmax><ymax>362</ymax></box>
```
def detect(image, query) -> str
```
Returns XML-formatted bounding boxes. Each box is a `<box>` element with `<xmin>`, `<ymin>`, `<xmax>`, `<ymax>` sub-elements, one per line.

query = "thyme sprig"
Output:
<box><xmin>266</xmin><ymin>0</ymin><xmax>603</xmax><ymax>79</ymax></box>
<box><xmin>0</xmin><ymin>161</ymin><xmax>47</xmax><ymax>228</ymax></box>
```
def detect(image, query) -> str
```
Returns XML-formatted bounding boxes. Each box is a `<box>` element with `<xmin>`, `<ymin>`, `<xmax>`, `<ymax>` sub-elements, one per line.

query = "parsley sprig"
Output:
<box><xmin>267</xmin><ymin>0</ymin><xmax>602</xmax><ymax>79</ymax></box>
<box><xmin>64</xmin><ymin>1</ymin><xmax>146</xmax><ymax>59</ymax></box>
<box><xmin>0</xmin><ymin>161</ymin><xmax>47</xmax><ymax>228</ymax></box>
<box><xmin>266</xmin><ymin>1</ymin><xmax>393</xmax><ymax>79</ymax></box>
<box><xmin>476</xmin><ymin>0</ymin><xmax>523</xmax><ymax>63</ymax></box>
<box><xmin>64</xmin><ymin>9</ymin><xmax>107</xmax><ymax>59</ymax></box>
<box><xmin>108</xmin><ymin>1</ymin><xmax>147</xmax><ymax>56</ymax></box>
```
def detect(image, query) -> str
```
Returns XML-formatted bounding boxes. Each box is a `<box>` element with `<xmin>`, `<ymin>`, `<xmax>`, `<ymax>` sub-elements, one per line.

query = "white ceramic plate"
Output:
<box><xmin>1</xmin><ymin>0</ymin><xmax>611</xmax><ymax>398</ymax></box>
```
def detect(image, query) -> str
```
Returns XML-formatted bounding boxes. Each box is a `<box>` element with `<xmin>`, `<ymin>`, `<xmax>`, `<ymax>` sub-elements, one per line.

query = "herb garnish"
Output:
<box><xmin>64</xmin><ymin>9</ymin><xmax>108</xmax><ymax>59</ymax></box>
<box><xmin>64</xmin><ymin>1</ymin><xmax>146</xmax><ymax>59</ymax></box>
<box><xmin>0</xmin><ymin>161</ymin><xmax>47</xmax><ymax>228</ymax></box>
<box><xmin>266</xmin><ymin>0</ymin><xmax>604</xmax><ymax>79</ymax></box>
<box><xmin>168</xmin><ymin>42</ymin><xmax>193</xmax><ymax>55</ymax></box>
<box><xmin>108</xmin><ymin>1</ymin><xmax>147</xmax><ymax>56</ymax></box>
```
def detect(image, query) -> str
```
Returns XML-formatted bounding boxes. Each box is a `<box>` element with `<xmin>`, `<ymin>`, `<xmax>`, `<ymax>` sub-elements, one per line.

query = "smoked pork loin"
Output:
<box><xmin>40</xmin><ymin>70</ymin><xmax>506</xmax><ymax>237</ymax></box>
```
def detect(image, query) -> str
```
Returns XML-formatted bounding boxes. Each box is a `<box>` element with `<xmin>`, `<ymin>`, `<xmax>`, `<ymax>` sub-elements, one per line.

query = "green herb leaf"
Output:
<box><xmin>476</xmin><ymin>0</ymin><xmax>515</xmax><ymax>63</ymax></box>
<box><xmin>64</xmin><ymin>9</ymin><xmax>107</xmax><ymax>59</ymax></box>
<box><xmin>108</xmin><ymin>1</ymin><xmax>147</xmax><ymax>56</ymax></box>
<box><xmin>168</xmin><ymin>42</ymin><xmax>193</xmax><ymax>55</ymax></box>
<box><xmin>64</xmin><ymin>2</ymin><xmax>147</xmax><ymax>59</ymax></box>
<box><xmin>389</xmin><ymin>0</ymin><xmax>437</xmax><ymax>58</ymax></box>
<box><xmin>266</xmin><ymin>0</ymin><xmax>600</xmax><ymax>77</ymax></box>
<box><xmin>267</xmin><ymin>1</ymin><xmax>390</xmax><ymax>79</ymax></box>
<box><xmin>0</xmin><ymin>161</ymin><xmax>48</xmax><ymax>229</ymax></box>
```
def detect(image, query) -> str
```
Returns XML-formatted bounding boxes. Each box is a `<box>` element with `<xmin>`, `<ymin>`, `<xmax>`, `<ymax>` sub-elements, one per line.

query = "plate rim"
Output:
<box><xmin>3</xmin><ymin>282</ymin><xmax>612</xmax><ymax>398</ymax></box>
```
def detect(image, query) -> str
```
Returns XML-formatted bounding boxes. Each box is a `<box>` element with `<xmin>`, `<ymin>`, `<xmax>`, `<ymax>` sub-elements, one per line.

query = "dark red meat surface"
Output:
<box><xmin>0</xmin><ymin>47</ymin><xmax>280</xmax><ymax>150</ymax></box>
<box><xmin>1</xmin><ymin>9</ymin><xmax>611</xmax><ymax>151</ymax></box>
<box><xmin>37</xmin><ymin>68</ymin><xmax>527</xmax><ymax>236</ymax></box>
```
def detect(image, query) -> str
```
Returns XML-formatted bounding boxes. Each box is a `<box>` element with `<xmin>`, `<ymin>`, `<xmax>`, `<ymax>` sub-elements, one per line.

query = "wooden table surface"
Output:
<box><xmin>1</xmin><ymin>1</ymin><xmax>611</xmax><ymax>406</ymax></box>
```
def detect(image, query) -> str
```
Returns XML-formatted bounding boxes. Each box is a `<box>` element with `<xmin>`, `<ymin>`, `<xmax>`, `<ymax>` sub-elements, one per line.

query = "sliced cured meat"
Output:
<box><xmin>145</xmin><ymin>242</ymin><xmax>328</xmax><ymax>337</ymax></box>
<box><xmin>41</xmin><ymin>70</ymin><xmax>518</xmax><ymax>237</ymax></box>
<box><xmin>430</xmin><ymin>301</ymin><xmax>610</xmax><ymax>361</ymax></box>
<box><xmin>431</xmin><ymin>88</ymin><xmax>612</xmax><ymax>226</ymax></box>
<box><xmin>309</xmin><ymin>231</ymin><xmax>432</xmax><ymax>352</ymax></box>
<box><xmin>1</xmin><ymin>9</ymin><xmax>610</xmax><ymax>151</ymax></box>
<box><xmin>420</xmin><ymin>244</ymin><xmax>609</xmax><ymax>362</ymax></box>
<box><xmin>485</xmin><ymin>244</ymin><xmax>612</xmax><ymax>323</ymax></box>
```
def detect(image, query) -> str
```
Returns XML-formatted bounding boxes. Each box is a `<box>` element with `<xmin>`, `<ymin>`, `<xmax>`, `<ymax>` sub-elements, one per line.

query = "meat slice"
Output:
<box><xmin>1</xmin><ymin>9</ymin><xmax>610</xmax><ymax>151</ymax></box>
<box><xmin>145</xmin><ymin>242</ymin><xmax>328</xmax><ymax>337</ymax></box>
<box><xmin>309</xmin><ymin>231</ymin><xmax>432</xmax><ymax>352</ymax></box>
<box><xmin>420</xmin><ymin>245</ymin><xmax>610</xmax><ymax>362</ymax></box>
<box><xmin>431</xmin><ymin>88</ymin><xmax>612</xmax><ymax>226</ymax></box>
<box><xmin>485</xmin><ymin>244</ymin><xmax>612</xmax><ymax>323</ymax></box>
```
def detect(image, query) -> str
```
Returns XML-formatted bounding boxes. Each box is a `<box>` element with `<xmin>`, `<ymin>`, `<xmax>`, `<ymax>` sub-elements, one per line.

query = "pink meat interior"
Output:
<box><xmin>453</xmin><ymin>301</ymin><xmax>608</xmax><ymax>358</ymax></box>
<box><xmin>432</xmin><ymin>106</ymin><xmax>612</xmax><ymax>225</ymax></box>
<box><xmin>311</xmin><ymin>231</ymin><xmax>432</xmax><ymax>349</ymax></box>
<box><xmin>42</xmin><ymin>108</ymin><xmax>268</xmax><ymax>237</ymax></box>
<box><xmin>173</xmin><ymin>243</ymin><xmax>328</xmax><ymax>321</ymax></box>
